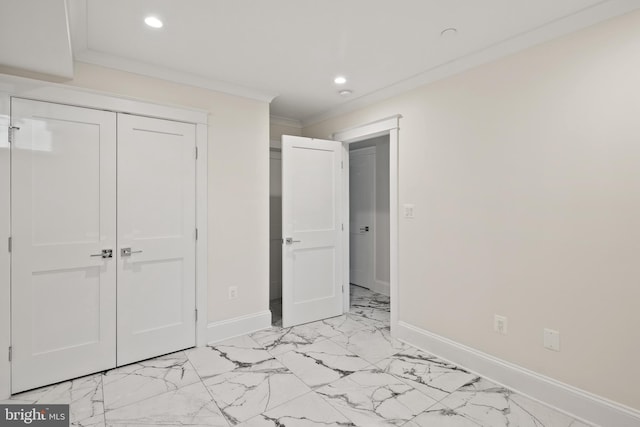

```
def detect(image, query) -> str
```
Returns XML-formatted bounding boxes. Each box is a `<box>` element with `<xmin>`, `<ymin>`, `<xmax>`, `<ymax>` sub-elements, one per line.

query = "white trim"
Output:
<box><xmin>333</xmin><ymin>115</ymin><xmax>402</xmax><ymax>143</ymax></box>
<box><xmin>0</xmin><ymin>73</ymin><xmax>208</xmax><ymax>124</ymax></box>
<box><xmin>270</xmin><ymin>115</ymin><xmax>303</xmax><ymax>129</ymax></box>
<box><xmin>206</xmin><ymin>311</ymin><xmax>272</xmax><ymax>344</ymax></box>
<box><xmin>74</xmin><ymin>50</ymin><xmax>278</xmax><ymax>104</ymax></box>
<box><xmin>396</xmin><ymin>321</ymin><xmax>640</xmax><ymax>427</ymax></box>
<box><xmin>195</xmin><ymin>123</ymin><xmax>208</xmax><ymax>347</ymax></box>
<box><xmin>341</xmin><ymin>144</ymin><xmax>350</xmax><ymax>313</ymax></box>
<box><xmin>333</xmin><ymin>115</ymin><xmax>400</xmax><ymax>334</ymax></box>
<box><xmin>0</xmin><ymin>94</ymin><xmax>10</xmax><ymax>400</ymax></box>
<box><xmin>303</xmin><ymin>0</ymin><xmax>640</xmax><ymax>127</ymax></box>
<box><xmin>0</xmin><ymin>82</ymin><xmax>209</xmax><ymax>397</ymax></box>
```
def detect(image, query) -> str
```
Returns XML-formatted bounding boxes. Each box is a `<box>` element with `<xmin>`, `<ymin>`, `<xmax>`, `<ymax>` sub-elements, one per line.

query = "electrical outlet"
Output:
<box><xmin>544</xmin><ymin>328</ymin><xmax>560</xmax><ymax>351</ymax></box>
<box><xmin>403</xmin><ymin>204</ymin><xmax>415</xmax><ymax>219</ymax></box>
<box><xmin>228</xmin><ymin>286</ymin><xmax>238</xmax><ymax>300</ymax></box>
<box><xmin>494</xmin><ymin>315</ymin><xmax>508</xmax><ymax>335</ymax></box>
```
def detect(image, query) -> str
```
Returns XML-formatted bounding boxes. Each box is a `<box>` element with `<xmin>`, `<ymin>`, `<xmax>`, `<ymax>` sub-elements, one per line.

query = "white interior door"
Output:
<box><xmin>11</xmin><ymin>99</ymin><xmax>117</xmax><ymax>393</ymax></box>
<box><xmin>116</xmin><ymin>114</ymin><xmax>196</xmax><ymax>365</ymax></box>
<box><xmin>281</xmin><ymin>135</ymin><xmax>343</xmax><ymax>327</ymax></box>
<box><xmin>349</xmin><ymin>148</ymin><xmax>376</xmax><ymax>288</ymax></box>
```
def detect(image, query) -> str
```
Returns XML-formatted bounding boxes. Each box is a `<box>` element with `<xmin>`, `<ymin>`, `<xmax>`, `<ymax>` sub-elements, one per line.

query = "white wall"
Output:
<box><xmin>303</xmin><ymin>10</ymin><xmax>640</xmax><ymax>412</ymax></box>
<box><xmin>68</xmin><ymin>63</ymin><xmax>270</xmax><ymax>324</ymax></box>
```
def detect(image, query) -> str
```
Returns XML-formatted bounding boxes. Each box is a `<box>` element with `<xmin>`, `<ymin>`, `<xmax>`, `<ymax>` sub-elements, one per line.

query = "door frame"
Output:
<box><xmin>0</xmin><ymin>81</ymin><xmax>209</xmax><ymax>400</ymax></box>
<box><xmin>333</xmin><ymin>115</ymin><xmax>401</xmax><ymax>334</ymax></box>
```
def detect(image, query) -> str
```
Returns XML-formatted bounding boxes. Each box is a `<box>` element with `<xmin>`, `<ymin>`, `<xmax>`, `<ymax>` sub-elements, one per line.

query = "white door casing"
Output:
<box><xmin>11</xmin><ymin>98</ymin><xmax>117</xmax><ymax>393</ymax></box>
<box><xmin>349</xmin><ymin>147</ymin><xmax>376</xmax><ymax>289</ymax></box>
<box><xmin>116</xmin><ymin>114</ymin><xmax>197</xmax><ymax>365</ymax></box>
<box><xmin>281</xmin><ymin>135</ymin><xmax>344</xmax><ymax>327</ymax></box>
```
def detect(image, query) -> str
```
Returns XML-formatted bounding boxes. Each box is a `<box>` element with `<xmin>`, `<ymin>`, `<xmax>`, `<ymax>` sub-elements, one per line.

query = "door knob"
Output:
<box><xmin>90</xmin><ymin>249</ymin><xmax>113</xmax><ymax>259</ymax></box>
<box><xmin>121</xmin><ymin>247</ymin><xmax>143</xmax><ymax>257</ymax></box>
<box><xmin>285</xmin><ymin>238</ymin><xmax>301</xmax><ymax>245</ymax></box>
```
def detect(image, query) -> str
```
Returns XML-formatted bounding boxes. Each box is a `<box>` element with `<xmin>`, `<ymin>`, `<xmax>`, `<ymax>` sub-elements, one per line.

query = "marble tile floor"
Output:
<box><xmin>4</xmin><ymin>285</ymin><xmax>593</xmax><ymax>426</ymax></box>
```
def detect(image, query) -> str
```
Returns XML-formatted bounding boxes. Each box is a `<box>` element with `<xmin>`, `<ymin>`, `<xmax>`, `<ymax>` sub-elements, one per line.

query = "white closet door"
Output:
<box><xmin>116</xmin><ymin>114</ymin><xmax>196</xmax><ymax>365</ymax></box>
<box><xmin>11</xmin><ymin>99</ymin><xmax>117</xmax><ymax>393</ymax></box>
<box><xmin>281</xmin><ymin>135</ymin><xmax>344</xmax><ymax>328</ymax></box>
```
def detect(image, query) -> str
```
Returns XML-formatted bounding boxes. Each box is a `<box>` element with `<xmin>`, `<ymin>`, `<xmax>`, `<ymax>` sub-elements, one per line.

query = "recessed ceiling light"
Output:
<box><xmin>440</xmin><ymin>28</ymin><xmax>457</xmax><ymax>38</ymax></box>
<box><xmin>334</xmin><ymin>76</ymin><xmax>347</xmax><ymax>85</ymax></box>
<box><xmin>339</xmin><ymin>89</ymin><xmax>353</xmax><ymax>96</ymax></box>
<box><xmin>144</xmin><ymin>16</ymin><xmax>163</xmax><ymax>28</ymax></box>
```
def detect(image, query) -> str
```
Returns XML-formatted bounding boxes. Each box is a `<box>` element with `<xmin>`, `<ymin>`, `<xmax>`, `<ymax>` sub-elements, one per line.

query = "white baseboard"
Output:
<box><xmin>206</xmin><ymin>310</ymin><xmax>272</xmax><ymax>344</ymax></box>
<box><xmin>396</xmin><ymin>321</ymin><xmax>640</xmax><ymax>427</ymax></box>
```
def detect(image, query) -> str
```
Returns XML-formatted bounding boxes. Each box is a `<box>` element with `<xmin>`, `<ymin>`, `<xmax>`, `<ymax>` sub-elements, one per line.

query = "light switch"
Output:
<box><xmin>403</xmin><ymin>204</ymin><xmax>415</xmax><ymax>219</ymax></box>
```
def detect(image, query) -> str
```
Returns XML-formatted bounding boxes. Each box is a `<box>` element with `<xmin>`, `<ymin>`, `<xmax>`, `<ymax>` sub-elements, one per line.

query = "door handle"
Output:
<box><xmin>121</xmin><ymin>247</ymin><xmax>143</xmax><ymax>257</ymax></box>
<box><xmin>359</xmin><ymin>226</ymin><xmax>370</xmax><ymax>232</ymax></box>
<box><xmin>284</xmin><ymin>238</ymin><xmax>301</xmax><ymax>245</ymax></box>
<box><xmin>90</xmin><ymin>249</ymin><xmax>113</xmax><ymax>259</ymax></box>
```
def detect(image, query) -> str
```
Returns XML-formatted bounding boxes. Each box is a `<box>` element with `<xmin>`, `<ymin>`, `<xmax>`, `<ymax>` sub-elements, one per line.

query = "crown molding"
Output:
<box><xmin>74</xmin><ymin>50</ymin><xmax>278</xmax><ymax>103</ymax></box>
<box><xmin>270</xmin><ymin>115</ymin><xmax>302</xmax><ymax>129</ymax></box>
<box><xmin>302</xmin><ymin>0</ymin><xmax>640</xmax><ymax>127</ymax></box>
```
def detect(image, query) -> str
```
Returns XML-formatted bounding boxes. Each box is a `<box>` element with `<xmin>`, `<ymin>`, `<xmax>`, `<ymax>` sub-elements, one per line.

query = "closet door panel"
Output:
<box><xmin>116</xmin><ymin>114</ymin><xmax>196</xmax><ymax>365</ymax></box>
<box><xmin>11</xmin><ymin>99</ymin><xmax>117</xmax><ymax>393</ymax></box>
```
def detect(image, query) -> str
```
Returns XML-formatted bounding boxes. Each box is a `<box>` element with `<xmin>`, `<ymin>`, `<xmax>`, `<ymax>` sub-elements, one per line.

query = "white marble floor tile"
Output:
<box><xmin>250</xmin><ymin>319</ymin><xmax>343</xmax><ymax>356</ymax></box>
<box><xmin>349</xmin><ymin>306</ymin><xmax>391</xmax><ymax>328</ymax></box>
<box><xmin>350</xmin><ymin>287</ymin><xmax>390</xmax><ymax>310</ymax></box>
<box><xmin>376</xmin><ymin>348</ymin><xmax>479</xmax><ymax>402</ymax></box>
<box><xmin>238</xmin><ymin>391</ymin><xmax>355</xmax><ymax>427</ymax></box>
<box><xmin>102</xmin><ymin>351</ymin><xmax>200</xmax><ymax>411</ymax></box>
<box><xmin>9</xmin><ymin>374</ymin><xmax>105</xmax><ymax>427</ymax></box>
<box><xmin>317</xmin><ymin>369</ymin><xmax>436</xmax><ymax>426</ymax></box>
<box><xmin>276</xmin><ymin>339</ymin><xmax>372</xmax><ymax>389</ymax></box>
<box><xmin>331</xmin><ymin>325</ymin><xmax>408</xmax><ymax>364</ymax></box>
<box><xmin>104</xmin><ymin>381</ymin><xmax>228</xmax><ymax>427</ymax></box>
<box><xmin>439</xmin><ymin>378</ymin><xmax>587</xmax><ymax>427</ymax></box>
<box><xmin>403</xmin><ymin>403</ymin><xmax>481</xmax><ymax>427</ymax></box>
<box><xmin>202</xmin><ymin>358</ymin><xmax>311</xmax><ymax>425</ymax></box>
<box><xmin>187</xmin><ymin>335</ymin><xmax>273</xmax><ymax>380</ymax></box>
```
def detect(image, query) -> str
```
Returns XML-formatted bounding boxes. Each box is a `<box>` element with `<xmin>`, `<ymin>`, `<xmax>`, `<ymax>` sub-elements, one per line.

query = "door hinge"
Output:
<box><xmin>195</xmin><ymin>146</ymin><xmax>198</xmax><ymax>160</ymax></box>
<box><xmin>195</xmin><ymin>228</ymin><xmax>198</xmax><ymax>240</ymax></box>
<box><xmin>7</xmin><ymin>236</ymin><xmax>11</xmax><ymax>253</ymax></box>
<box><xmin>8</xmin><ymin>346</ymin><xmax>12</xmax><ymax>362</ymax></box>
<box><xmin>8</xmin><ymin>126</ymin><xmax>20</xmax><ymax>144</ymax></box>
<box><xmin>195</xmin><ymin>309</ymin><xmax>198</xmax><ymax>321</ymax></box>
<box><xmin>341</xmin><ymin>161</ymin><xmax>343</xmax><ymax>169</ymax></box>
<box><xmin>341</xmin><ymin>224</ymin><xmax>344</xmax><ymax>231</ymax></box>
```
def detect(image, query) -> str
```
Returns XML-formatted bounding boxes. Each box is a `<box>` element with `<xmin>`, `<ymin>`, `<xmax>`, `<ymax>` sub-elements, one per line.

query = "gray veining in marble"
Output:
<box><xmin>439</xmin><ymin>377</ymin><xmax>593</xmax><ymax>427</ymax></box>
<box><xmin>105</xmin><ymin>380</ymin><xmax>228</xmax><ymax>427</ymax></box>
<box><xmin>376</xmin><ymin>348</ymin><xmax>480</xmax><ymax>402</ymax></box>
<box><xmin>5</xmin><ymin>285</ymin><xmax>593</xmax><ymax>427</ymax></box>
<box><xmin>276</xmin><ymin>339</ymin><xmax>372</xmax><ymax>389</ymax></box>
<box><xmin>102</xmin><ymin>351</ymin><xmax>200</xmax><ymax>411</ymax></box>
<box><xmin>317</xmin><ymin>369</ymin><xmax>436</xmax><ymax>426</ymax></box>
<box><xmin>203</xmin><ymin>357</ymin><xmax>310</xmax><ymax>424</ymax></box>
<box><xmin>238</xmin><ymin>391</ymin><xmax>355</xmax><ymax>427</ymax></box>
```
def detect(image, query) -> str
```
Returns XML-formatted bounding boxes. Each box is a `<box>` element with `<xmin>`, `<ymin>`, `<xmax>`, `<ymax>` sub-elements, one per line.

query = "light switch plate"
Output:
<box><xmin>544</xmin><ymin>328</ymin><xmax>560</xmax><ymax>351</ymax></box>
<box><xmin>403</xmin><ymin>204</ymin><xmax>415</xmax><ymax>219</ymax></box>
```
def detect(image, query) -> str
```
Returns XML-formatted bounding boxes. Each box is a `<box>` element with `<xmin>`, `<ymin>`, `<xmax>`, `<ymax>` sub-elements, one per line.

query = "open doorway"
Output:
<box><xmin>269</xmin><ymin>149</ymin><xmax>283</xmax><ymax>326</ymax></box>
<box><xmin>269</xmin><ymin>116</ymin><xmax>399</xmax><ymax>330</ymax></box>
<box><xmin>348</xmin><ymin>136</ymin><xmax>391</xmax><ymax>325</ymax></box>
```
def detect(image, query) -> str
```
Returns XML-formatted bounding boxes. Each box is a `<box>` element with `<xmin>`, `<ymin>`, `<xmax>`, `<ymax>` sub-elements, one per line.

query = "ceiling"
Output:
<box><xmin>3</xmin><ymin>1</ymin><xmax>640</xmax><ymax>125</ymax></box>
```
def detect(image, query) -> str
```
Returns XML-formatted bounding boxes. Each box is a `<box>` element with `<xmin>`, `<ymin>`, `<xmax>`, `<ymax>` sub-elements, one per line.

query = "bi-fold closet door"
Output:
<box><xmin>10</xmin><ymin>98</ymin><xmax>196</xmax><ymax>393</ymax></box>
